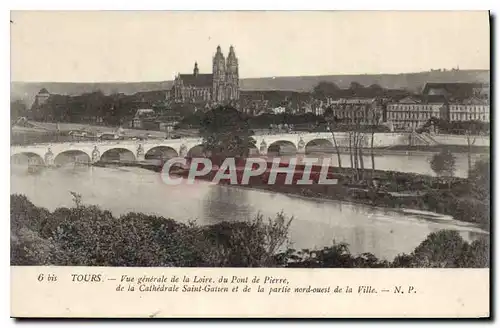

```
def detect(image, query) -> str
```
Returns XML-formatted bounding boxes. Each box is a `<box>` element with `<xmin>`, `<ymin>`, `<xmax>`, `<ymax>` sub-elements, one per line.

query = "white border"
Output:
<box><xmin>4</xmin><ymin>0</ymin><xmax>496</xmax><ymax>10</ymax></box>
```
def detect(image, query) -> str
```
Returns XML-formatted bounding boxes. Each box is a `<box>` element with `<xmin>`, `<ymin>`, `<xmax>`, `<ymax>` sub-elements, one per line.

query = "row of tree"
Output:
<box><xmin>13</xmin><ymin>91</ymin><xmax>171</xmax><ymax>126</ymax></box>
<box><xmin>312</xmin><ymin>81</ymin><xmax>410</xmax><ymax>99</ymax></box>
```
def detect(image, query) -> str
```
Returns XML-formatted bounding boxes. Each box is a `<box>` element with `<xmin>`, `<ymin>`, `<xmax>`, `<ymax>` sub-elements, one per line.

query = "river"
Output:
<box><xmin>280</xmin><ymin>146</ymin><xmax>487</xmax><ymax>178</ymax></box>
<box><xmin>11</xmin><ymin>157</ymin><xmax>488</xmax><ymax>261</ymax></box>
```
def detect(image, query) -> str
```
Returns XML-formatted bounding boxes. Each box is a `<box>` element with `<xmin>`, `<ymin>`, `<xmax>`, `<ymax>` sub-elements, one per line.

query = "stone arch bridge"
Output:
<box><xmin>10</xmin><ymin>132</ymin><xmax>411</xmax><ymax>166</ymax></box>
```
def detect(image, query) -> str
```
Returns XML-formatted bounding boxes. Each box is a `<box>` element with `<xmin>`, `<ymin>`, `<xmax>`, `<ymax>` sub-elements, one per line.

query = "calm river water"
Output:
<box><xmin>11</xmin><ymin>152</ymin><xmax>488</xmax><ymax>260</ymax></box>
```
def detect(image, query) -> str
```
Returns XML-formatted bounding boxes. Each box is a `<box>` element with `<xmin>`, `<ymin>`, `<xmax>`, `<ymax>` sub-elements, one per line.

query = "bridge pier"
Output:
<box><xmin>44</xmin><ymin>148</ymin><xmax>55</xmax><ymax>167</ymax></box>
<box><xmin>91</xmin><ymin>146</ymin><xmax>100</xmax><ymax>163</ymax></box>
<box><xmin>136</xmin><ymin>144</ymin><xmax>145</xmax><ymax>162</ymax></box>
<box><xmin>258</xmin><ymin>140</ymin><xmax>268</xmax><ymax>156</ymax></box>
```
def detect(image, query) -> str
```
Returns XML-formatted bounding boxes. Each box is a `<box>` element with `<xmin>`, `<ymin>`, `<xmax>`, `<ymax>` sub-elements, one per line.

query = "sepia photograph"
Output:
<box><xmin>9</xmin><ymin>9</ymin><xmax>491</xmax><ymax>318</ymax></box>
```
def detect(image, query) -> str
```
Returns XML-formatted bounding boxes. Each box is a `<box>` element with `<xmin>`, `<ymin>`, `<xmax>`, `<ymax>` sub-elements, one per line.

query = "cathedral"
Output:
<box><xmin>170</xmin><ymin>45</ymin><xmax>239</xmax><ymax>105</ymax></box>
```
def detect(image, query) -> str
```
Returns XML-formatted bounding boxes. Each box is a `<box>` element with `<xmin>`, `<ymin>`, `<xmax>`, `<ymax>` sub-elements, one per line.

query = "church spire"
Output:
<box><xmin>193</xmin><ymin>62</ymin><xmax>199</xmax><ymax>76</ymax></box>
<box><xmin>227</xmin><ymin>45</ymin><xmax>236</xmax><ymax>60</ymax></box>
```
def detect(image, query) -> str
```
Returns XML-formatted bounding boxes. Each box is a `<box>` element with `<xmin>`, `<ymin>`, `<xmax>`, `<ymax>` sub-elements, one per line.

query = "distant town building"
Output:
<box><xmin>386</xmin><ymin>96</ymin><xmax>445</xmax><ymax>131</ymax></box>
<box><xmin>33</xmin><ymin>88</ymin><xmax>50</xmax><ymax>107</ymax></box>
<box><xmin>271</xmin><ymin>106</ymin><xmax>286</xmax><ymax>114</ymax></box>
<box><xmin>422</xmin><ymin>82</ymin><xmax>490</xmax><ymax>123</ymax></box>
<box><xmin>327</xmin><ymin>98</ymin><xmax>383</xmax><ymax>125</ymax></box>
<box><xmin>448</xmin><ymin>97</ymin><xmax>490</xmax><ymax>122</ymax></box>
<box><xmin>170</xmin><ymin>45</ymin><xmax>239</xmax><ymax>105</ymax></box>
<box><xmin>422</xmin><ymin>82</ymin><xmax>489</xmax><ymax>102</ymax></box>
<box><xmin>135</xmin><ymin>108</ymin><xmax>156</xmax><ymax>117</ymax></box>
<box><xmin>156</xmin><ymin>112</ymin><xmax>182</xmax><ymax>132</ymax></box>
<box><xmin>130</xmin><ymin>108</ymin><xmax>156</xmax><ymax>129</ymax></box>
<box><xmin>386</xmin><ymin>82</ymin><xmax>490</xmax><ymax>130</ymax></box>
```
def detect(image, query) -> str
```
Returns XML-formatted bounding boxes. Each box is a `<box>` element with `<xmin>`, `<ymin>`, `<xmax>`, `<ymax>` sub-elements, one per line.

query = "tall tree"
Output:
<box><xmin>10</xmin><ymin>100</ymin><xmax>27</xmax><ymax>121</ymax></box>
<box><xmin>357</xmin><ymin>133</ymin><xmax>365</xmax><ymax>180</ymax></box>
<box><xmin>369</xmin><ymin>107</ymin><xmax>382</xmax><ymax>179</ymax></box>
<box><xmin>199</xmin><ymin>106</ymin><xmax>256</xmax><ymax>164</ymax></box>
<box><xmin>430</xmin><ymin>150</ymin><xmax>457</xmax><ymax>187</ymax></box>
<box><xmin>349</xmin><ymin>81</ymin><xmax>363</xmax><ymax>89</ymax></box>
<box><xmin>324</xmin><ymin>108</ymin><xmax>342</xmax><ymax>168</ymax></box>
<box><xmin>463</xmin><ymin>121</ymin><xmax>481</xmax><ymax>175</ymax></box>
<box><xmin>313</xmin><ymin>81</ymin><xmax>340</xmax><ymax>98</ymax></box>
<box><xmin>348</xmin><ymin>108</ymin><xmax>367</xmax><ymax>181</ymax></box>
<box><xmin>468</xmin><ymin>157</ymin><xmax>490</xmax><ymax>199</ymax></box>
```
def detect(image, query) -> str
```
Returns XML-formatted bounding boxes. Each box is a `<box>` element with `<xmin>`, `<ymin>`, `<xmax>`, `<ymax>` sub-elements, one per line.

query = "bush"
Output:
<box><xmin>200</xmin><ymin>212</ymin><xmax>293</xmax><ymax>267</ymax></box>
<box><xmin>390</xmin><ymin>230</ymin><xmax>489</xmax><ymax>268</ymax></box>
<box><xmin>11</xmin><ymin>227</ymin><xmax>58</xmax><ymax>265</ymax></box>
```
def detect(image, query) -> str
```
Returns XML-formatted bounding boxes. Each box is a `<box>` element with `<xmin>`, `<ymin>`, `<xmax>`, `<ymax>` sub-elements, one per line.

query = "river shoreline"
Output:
<box><xmin>224</xmin><ymin>182</ymin><xmax>488</xmax><ymax>232</ymax></box>
<box><xmin>93</xmin><ymin>159</ymin><xmax>489</xmax><ymax>231</ymax></box>
<box><xmin>217</xmin><ymin>183</ymin><xmax>487</xmax><ymax>232</ymax></box>
<box><xmin>317</xmin><ymin>145</ymin><xmax>490</xmax><ymax>156</ymax></box>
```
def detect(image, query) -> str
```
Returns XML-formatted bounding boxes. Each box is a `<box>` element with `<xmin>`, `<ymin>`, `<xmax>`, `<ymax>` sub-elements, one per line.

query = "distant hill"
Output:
<box><xmin>11</xmin><ymin>70</ymin><xmax>489</xmax><ymax>105</ymax></box>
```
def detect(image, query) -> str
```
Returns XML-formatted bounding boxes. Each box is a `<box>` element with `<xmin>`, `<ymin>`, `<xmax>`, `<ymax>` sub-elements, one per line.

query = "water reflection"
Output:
<box><xmin>202</xmin><ymin>186</ymin><xmax>254</xmax><ymax>225</ymax></box>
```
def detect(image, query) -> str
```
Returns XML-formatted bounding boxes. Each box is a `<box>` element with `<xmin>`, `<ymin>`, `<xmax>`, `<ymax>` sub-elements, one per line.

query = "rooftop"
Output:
<box><xmin>178</xmin><ymin>74</ymin><xmax>213</xmax><ymax>88</ymax></box>
<box><xmin>422</xmin><ymin>82</ymin><xmax>489</xmax><ymax>100</ymax></box>
<box><xmin>135</xmin><ymin>108</ymin><xmax>156</xmax><ymax>118</ymax></box>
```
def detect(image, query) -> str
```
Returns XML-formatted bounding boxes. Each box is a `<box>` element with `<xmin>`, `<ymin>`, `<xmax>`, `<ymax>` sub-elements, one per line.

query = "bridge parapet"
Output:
<box><xmin>11</xmin><ymin>132</ymin><xmax>488</xmax><ymax>166</ymax></box>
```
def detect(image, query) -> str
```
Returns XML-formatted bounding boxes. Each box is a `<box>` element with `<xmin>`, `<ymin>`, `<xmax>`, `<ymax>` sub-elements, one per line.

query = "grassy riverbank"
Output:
<box><xmin>10</xmin><ymin>194</ymin><xmax>489</xmax><ymax>268</ymax></box>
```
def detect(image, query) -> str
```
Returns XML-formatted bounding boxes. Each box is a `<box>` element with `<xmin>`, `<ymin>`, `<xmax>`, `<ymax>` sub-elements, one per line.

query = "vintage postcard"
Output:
<box><xmin>10</xmin><ymin>10</ymin><xmax>490</xmax><ymax>318</ymax></box>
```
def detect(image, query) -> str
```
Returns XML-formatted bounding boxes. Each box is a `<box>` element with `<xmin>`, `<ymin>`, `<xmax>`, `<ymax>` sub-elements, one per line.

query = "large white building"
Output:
<box><xmin>448</xmin><ymin>97</ymin><xmax>490</xmax><ymax>122</ymax></box>
<box><xmin>386</xmin><ymin>82</ymin><xmax>490</xmax><ymax>131</ymax></box>
<box><xmin>386</xmin><ymin>96</ymin><xmax>445</xmax><ymax>131</ymax></box>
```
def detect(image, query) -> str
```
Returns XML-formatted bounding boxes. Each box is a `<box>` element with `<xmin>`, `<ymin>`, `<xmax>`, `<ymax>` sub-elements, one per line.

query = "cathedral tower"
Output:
<box><xmin>225</xmin><ymin>45</ymin><xmax>239</xmax><ymax>101</ymax></box>
<box><xmin>193</xmin><ymin>62</ymin><xmax>199</xmax><ymax>76</ymax></box>
<box><xmin>212</xmin><ymin>45</ymin><xmax>226</xmax><ymax>102</ymax></box>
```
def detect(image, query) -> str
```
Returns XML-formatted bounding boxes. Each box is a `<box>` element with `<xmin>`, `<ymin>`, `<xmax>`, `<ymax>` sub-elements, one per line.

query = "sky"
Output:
<box><xmin>10</xmin><ymin>11</ymin><xmax>490</xmax><ymax>82</ymax></box>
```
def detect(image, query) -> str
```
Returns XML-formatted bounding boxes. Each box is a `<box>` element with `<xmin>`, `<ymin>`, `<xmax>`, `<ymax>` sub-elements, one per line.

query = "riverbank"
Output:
<box><xmin>229</xmin><ymin>181</ymin><xmax>489</xmax><ymax>230</ymax></box>
<box><xmin>94</xmin><ymin>157</ymin><xmax>490</xmax><ymax>231</ymax></box>
<box><xmin>352</xmin><ymin>144</ymin><xmax>490</xmax><ymax>155</ymax></box>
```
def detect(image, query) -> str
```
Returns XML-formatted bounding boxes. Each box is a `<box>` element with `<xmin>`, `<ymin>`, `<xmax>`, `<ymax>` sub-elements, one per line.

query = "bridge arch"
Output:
<box><xmin>267</xmin><ymin>140</ymin><xmax>297</xmax><ymax>156</ymax></box>
<box><xmin>54</xmin><ymin>150</ymin><xmax>91</xmax><ymax>166</ymax></box>
<box><xmin>187</xmin><ymin>144</ymin><xmax>207</xmax><ymax>157</ymax></box>
<box><xmin>305</xmin><ymin>138</ymin><xmax>335</xmax><ymax>155</ymax></box>
<box><xmin>11</xmin><ymin>152</ymin><xmax>45</xmax><ymax>165</ymax></box>
<box><xmin>145</xmin><ymin>146</ymin><xmax>178</xmax><ymax>160</ymax></box>
<box><xmin>100</xmin><ymin>148</ymin><xmax>136</xmax><ymax>162</ymax></box>
<box><xmin>248</xmin><ymin>141</ymin><xmax>260</xmax><ymax>157</ymax></box>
